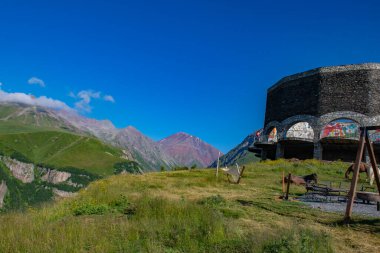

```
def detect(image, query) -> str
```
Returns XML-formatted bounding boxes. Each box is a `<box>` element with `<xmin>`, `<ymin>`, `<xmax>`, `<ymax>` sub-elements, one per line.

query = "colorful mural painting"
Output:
<box><xmin>267</xmin><ymin>128</ymin><xmax>278</xmax><ymax>143</ymax></box>
<box><xmin>254</xmin><ymin>129</ymin><xmax>263</xmax><ymax>142</ymax></box>
<box><xmin>320</xmin><ymin>119</ymin><xmax>359</xmax><ymax>139</ymax></box>
<box><xmin>286</xmin><ymin>122</ymin><xmax>314</xmax><ymax>140</ymax></box>
<box><xmin>369</xmin><ymin>129</ymin><xmax>380</xmax><ymax>143</ymax></box>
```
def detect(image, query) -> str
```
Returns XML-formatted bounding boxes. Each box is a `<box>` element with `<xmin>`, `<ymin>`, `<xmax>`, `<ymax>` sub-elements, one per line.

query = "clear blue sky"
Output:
<box><xmin>0</xmin><ymin>0</ymin><xmax>380</xmax><ymax>152</ymax></box>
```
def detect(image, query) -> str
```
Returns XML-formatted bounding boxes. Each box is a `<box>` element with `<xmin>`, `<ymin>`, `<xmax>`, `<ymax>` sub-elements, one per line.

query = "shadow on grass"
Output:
<box><xmin>332</xmin><ymin>218</ymin><xmax>380</xmax><ymax>233</ymax></box>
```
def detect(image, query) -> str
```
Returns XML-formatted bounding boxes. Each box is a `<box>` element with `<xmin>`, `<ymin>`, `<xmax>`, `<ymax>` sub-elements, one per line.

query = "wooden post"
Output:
<box><xmin>365</xmin><ymin>134</ymin><xmax>380</xmax><ymax>195</ymax></box>
<box><xmin>285</xmin><ymin>173</ymin><xmax>291</xmax><ymax>200</ymax></box>
<box><xmin>282</xmin><ymin>171</ymin><xmax>285</xmax><ymax>193</ymax></box>
<box><xmin>344</xmin><ymin>128</ymin><xmax>366</xmax><ymax>223</ymax></box>
<box><xmin>216</xmin><ymin>152</ymin><xmax>220</xmax><ymax>178</ymax></box>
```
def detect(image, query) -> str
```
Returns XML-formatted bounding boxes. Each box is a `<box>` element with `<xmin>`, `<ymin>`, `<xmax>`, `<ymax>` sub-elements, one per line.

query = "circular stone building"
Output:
<box><xmin>251</xmin><ymin>63</ymin><xmax>380</xmax><ymax>162</ymax></box>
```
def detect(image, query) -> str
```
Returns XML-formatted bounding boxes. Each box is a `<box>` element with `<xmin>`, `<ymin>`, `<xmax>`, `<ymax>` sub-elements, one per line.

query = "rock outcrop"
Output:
<box><xmin>1</xmin><ymin>157</ymin><xmax>34</xmax><ymax>183</ymax></box>
<box><xmin>39</xmin><ymin>167</ymin><xmax>71</xmax><ymax>184</ymax></box>
<box><xmin>0</xmin><ymin>180</ymin><xmax>7</xmax><ymax>208</ymax></box>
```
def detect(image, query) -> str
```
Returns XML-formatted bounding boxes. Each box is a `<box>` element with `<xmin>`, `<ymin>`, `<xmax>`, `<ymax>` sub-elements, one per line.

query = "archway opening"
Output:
<box><xmin>282</xmin><ymin>122</ymin><xmax>314</xmax><ymax>159</ymax></box>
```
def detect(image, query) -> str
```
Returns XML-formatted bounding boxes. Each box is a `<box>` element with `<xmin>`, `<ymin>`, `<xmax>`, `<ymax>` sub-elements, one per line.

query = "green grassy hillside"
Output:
<box><xmin>0</xmin><ymin>160</ymin><xmax>379</xmax><ymax>252</ymax></box>
<box><xmin>0</xmin><ymin>104</ymin><xmax>75</xmax><ymax>132</ymax></box>
<box><xmin>0</xmin><ymin>131</ymin><xmax>125</xmax><ymax>176</ymax></box>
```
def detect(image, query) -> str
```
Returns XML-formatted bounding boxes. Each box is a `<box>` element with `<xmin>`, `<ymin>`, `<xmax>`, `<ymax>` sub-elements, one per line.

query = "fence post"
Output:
<box><xmin>285</xmin><ymin>173</ymin><xmax>291</xmax><ymax>200</ymax></box>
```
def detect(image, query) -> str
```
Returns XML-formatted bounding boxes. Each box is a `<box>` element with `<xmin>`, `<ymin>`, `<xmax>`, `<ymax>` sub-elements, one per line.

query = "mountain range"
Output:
<box><xmin>0</xmin><ymin>102</ymin><xmax>221</xmax><ymax>170</ymax></box>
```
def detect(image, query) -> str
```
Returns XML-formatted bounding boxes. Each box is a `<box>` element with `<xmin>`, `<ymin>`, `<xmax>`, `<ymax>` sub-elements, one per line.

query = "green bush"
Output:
<box><xmin>72</xmin><ymin>203</ymin><xmax>110</xmax><ymax>216</ymax></box>
<box><xmin>173</xmin><ymin>166</ymin><xmax>189</xmax><ymax>171</ymax></box>
<box><xmin>10</xmin><ymin>151</ymin><xmax>32</xmax><ymax>163</ymax></box>
<box><xmin>113</xmin><ymin>161</ymin><xmax>142</xmax><ymax>174</ymax></box>
<box><xmin>71</xmin><ymin>195</ymin><xmax>136</xmax><ymax>216</ymax></box>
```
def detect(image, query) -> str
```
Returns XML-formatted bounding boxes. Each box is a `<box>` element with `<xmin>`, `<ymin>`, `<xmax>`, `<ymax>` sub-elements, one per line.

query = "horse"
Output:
<box><xmin>284</xmin><ymin>175</ymin><xmax>305</xmax><ymax>185</ymax></box>
<box><xmin>344</xmin><ymin>162</ymin><xmax>369</xmax><ymax>180</ymax></box>
<box><xmin>367</xmin><ymin>165</ymin><xmax>380</xmax><ymax>186</ymax></box>
<box><xmin>301</xmin><ymin>173</ymin><xmax>318</xmax><ymax>184</ymax></box>
<box><xmin>284</xmin><ymin>173</ymin><xmax>318</xmax><ymax>185</ymax></box>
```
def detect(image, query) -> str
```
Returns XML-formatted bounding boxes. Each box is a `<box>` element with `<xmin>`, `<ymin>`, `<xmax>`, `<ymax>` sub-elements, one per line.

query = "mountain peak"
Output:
<box><xmin>158</xmin><ymin>132</ymin><xmax>221</xmax><ymax>167</ymax></box>
<box><xmin>123</xmin><ymin>126</ymin><xmax>142</xmax><ymax>134</ymax></box>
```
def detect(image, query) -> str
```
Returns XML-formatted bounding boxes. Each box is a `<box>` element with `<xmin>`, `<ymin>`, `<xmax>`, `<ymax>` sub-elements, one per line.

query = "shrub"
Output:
<box><xmin>10</xmin><ymin>151</ymin><xmax>32</xmax><ymax>163</ymax></box>
<box><xmin>173</xmin><ymin>166</ymin><xmax>189</xmax><ymax>171</ymax></box>
<box><xmin>71</xmin><ymin>195</ymin><xmax>136</xmax><ymax>216</ymax></box>
<box><xmin>72</xmin><ymin>203</ymin><xmax>110</xmax><ymax>216</ymax></box>
<box><xmin>113</xmin><ymin>161</ymin><xmax>142</xmax><ymax>174</ymax></box>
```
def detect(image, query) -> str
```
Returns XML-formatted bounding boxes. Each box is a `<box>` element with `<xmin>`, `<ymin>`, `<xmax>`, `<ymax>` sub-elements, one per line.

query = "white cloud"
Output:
<box><xmin>73</xmin><ymin>90</ymin><xmax>101</xmax><ymax>113</ymax></box>
<box><xmin>70</xmin><ymin>90</ymin><xmax>115</xmax><ymax>113</ymax></box>
<box><xmin>103</xmin><ymin>95</ymin><xmax>115</xmax><ymax>103</ymax></box>
<box><xmin>28</xmin><ymin>77</ymin><xmax>45</xmax><ymax>87</ymax></box>
<box><xmin>0</xmin><ymin>90</ymin><xmax>72</xmax><ymax>111</ymax></box>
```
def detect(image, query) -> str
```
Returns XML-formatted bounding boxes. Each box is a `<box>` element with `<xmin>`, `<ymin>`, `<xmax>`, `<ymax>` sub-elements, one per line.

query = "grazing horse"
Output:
<box><xmin>284</xmin><ymin>173</ymin><xmax>318</xmax><ymax>185</ymax></box>
<box><xmin>301</xmin><ymin>173</ymin><xmax>318</xmax><ymax>184</ymax></box>
<box><xmin>284</xmin><ymin>175</ymin><xmax>306</xmax><ymax>185</ymax></box>
<box><xmin>367</xmin><ymin>165</ymin><xmax>380</xmax><ymax>186</ymax></box>
<box><xmin>344</xmin><ymin>162</ymin><xmax>369</xmax><ymax>179</ymax></box>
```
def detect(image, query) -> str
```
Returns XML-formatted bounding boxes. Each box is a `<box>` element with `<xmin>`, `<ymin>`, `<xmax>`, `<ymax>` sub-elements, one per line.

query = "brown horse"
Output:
<box><xmin>284</xmin><ymin>173</ymin><xmax>318</xmax><ymax>185</ymax></box>
<box><xmin>345</xmin><ymin>162</ymin><xmax>369</xmax><ymax>179</ymax></box>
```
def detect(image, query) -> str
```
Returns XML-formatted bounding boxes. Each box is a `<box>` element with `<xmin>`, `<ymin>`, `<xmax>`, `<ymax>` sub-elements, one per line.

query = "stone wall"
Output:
<box><xmin>265</xmin><ymin>64</ymin><xmax>380</xmax><ymax>125</ymax></box>
<box><xmin>265</xmin><ymin>74</ymin><xmax>320</xmax><ymax>125</ymax></box>
<box><xmin>255</xmin><ymin>63</ymin><xmax>380</xmax><ymax>162</ymax></box>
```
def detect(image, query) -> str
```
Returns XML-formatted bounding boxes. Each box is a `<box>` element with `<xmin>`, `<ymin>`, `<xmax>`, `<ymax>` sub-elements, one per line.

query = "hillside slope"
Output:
<box><xmin>0</xmin><ymin>103</ymin><xmax>221</xmax><ymax>170</ymax></box>
<box><xmin>209</xmin><ymin>133</ymin><xmax>259</xmax><ymax>167</ymax></box>
<box><xmin>0</xmin><ymin>103</ymin><xmax>166</xmax><ymax>170</ymax></box>
<box><xmin>158</xmin><ymin>132</ymin><xmax>221</xmax><ymax>167</ymax></box>
<box><xmin>0</xmin><ymin>129</ymin><xmax>140</xmax><ymax>211</ymax></box>
<box><xmin>0</xmin><ymin>160</ymin><xmax>378</xmax><ymax>252</ymax></box>
<box><xmin>0</xmin><ymin>131</ymin><xmax>126</xmax><ymax>176</ymax></box>
<box><xmin>0</xmin><ymin>103</ymin><xmax>79</xmax><ymax>133</ymax></box>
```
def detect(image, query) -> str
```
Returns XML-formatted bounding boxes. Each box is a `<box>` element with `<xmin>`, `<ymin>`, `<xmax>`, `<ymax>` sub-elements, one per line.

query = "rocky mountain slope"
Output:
<box><xmin>209</xmin><ymin>132</ymin><xmax>259</xmax><ymax>167</ymax></box>
<box><xmin>115</xmin><ymin>126</ymin><xmax>177</xmax><ymax>170</ymax></box>
<box><xmin>0</xmin><ymin>102</ymin><xmax>220</xmax><ymax>170</ymax></box>
<box><xmin>159</xmin><ymin>132</ymin><xmax>221</xmax><ymax>167</ymax></box>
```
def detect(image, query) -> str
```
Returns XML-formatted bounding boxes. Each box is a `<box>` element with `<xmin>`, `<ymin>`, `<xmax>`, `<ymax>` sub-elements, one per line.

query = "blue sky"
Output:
<box><xmin>0</xmin><ymin>0</ymin><xmax>380</xmax><ymax>152</ymax></box>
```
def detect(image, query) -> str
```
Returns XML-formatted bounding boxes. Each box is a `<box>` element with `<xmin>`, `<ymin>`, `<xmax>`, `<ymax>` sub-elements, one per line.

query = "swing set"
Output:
<box><xmin>344</xmin><ymin>126</ymin><xmax>380</xmax><ymax>223</ymax></box>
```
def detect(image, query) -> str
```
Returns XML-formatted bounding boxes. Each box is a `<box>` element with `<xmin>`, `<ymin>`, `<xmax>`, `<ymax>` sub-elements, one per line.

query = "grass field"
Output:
<box><xmin>0</xmin><ymin>159</ymin><xmax>379</xmax><ymax>252</ymax></box>
<box><xmin>0</xmin><ymin>131</ymin><xmax>125</xmax><ymax>176</ymax></box>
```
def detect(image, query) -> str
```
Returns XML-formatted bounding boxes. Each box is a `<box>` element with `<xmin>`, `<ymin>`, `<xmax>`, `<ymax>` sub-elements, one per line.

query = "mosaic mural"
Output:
<box><xmin>254</xmin><ymin>129</ymin><xmax>263</xmax><ymax>142</ymax></box>
<box><xmin>320</xmin><ymin>119</ymin><xmax>359</xmax><ymax>139</ymax></box>
<box><xmin>286</xmin><ymin>122</ymin><xmax>314</xmax><ymax>140</ymax></box>
<box><xmin>369</xmin><ymin>129</ymin><xmax>380</xmax><ymax>143</ymax></box>
<box><xmin>267</xmin><ymin>128</ymin><xmax>277</xmax><ymax>143</ymax></box>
